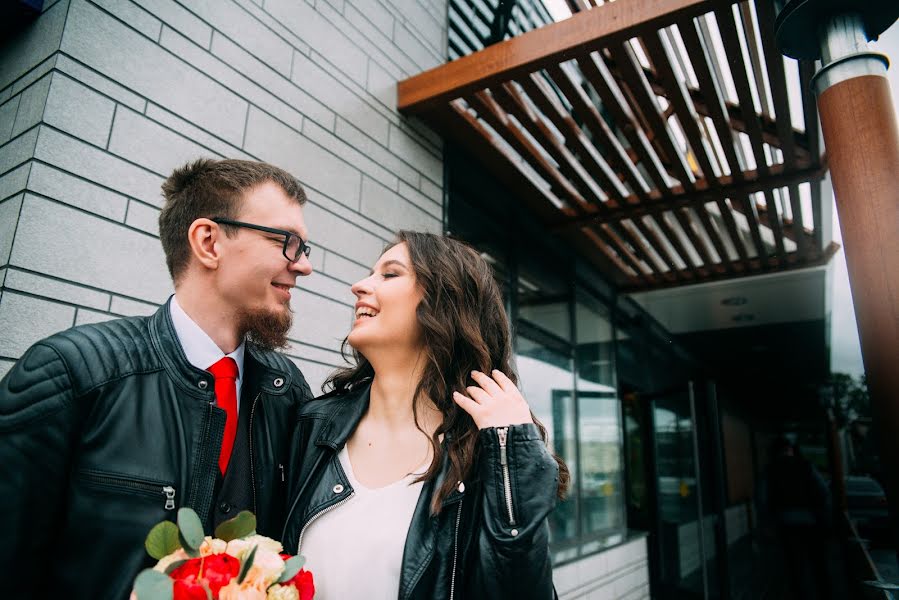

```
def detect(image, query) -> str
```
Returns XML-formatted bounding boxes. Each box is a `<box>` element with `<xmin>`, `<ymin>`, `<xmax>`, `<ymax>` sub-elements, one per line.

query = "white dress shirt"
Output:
<box><xmin>169</xmin><ymin>295</ymin><xmax>246</xmax><ymax>410</ymax></box>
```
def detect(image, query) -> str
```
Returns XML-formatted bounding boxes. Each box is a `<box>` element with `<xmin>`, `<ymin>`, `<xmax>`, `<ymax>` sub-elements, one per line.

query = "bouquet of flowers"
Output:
<box><xmin>132</xmin><ymin>508</ymin><xmax>314</xmax><ymax>600</ymax></box>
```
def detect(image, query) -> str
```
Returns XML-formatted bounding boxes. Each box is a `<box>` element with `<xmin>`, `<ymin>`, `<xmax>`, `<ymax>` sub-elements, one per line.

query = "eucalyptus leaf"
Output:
<box><xmin>214</xmin><ymin>510</ymin><xmax>257</xmax><ymax>542</ymax></box>
<box><xmin>144</xmin><ymin>521</ymin><xmax>181</xmax><ymax>560</ymax></box>
<box><xmin>163</xmin><ymin>559</ymin><xmax>188</xmax><ymax>575</ymax></box>
<box><xmin>277</xmin><ymin>555</ymin><xmax>306</xmax><ymax>583</ymax></box>
<box><xmin>177</xmin><ymin>531</ymin><xmax>200</xmax><ymax>557</ymax></box>
<box><xmin>177</xmin><ymin>507</ymin><xmax>205</xmax><ymax>553</ymax></box>
<box><xmin>202</xmin><ymin>582</ymin><xmax>213</xmax><ymax>600</ymax></box>
<box><xmin>237</xmin><ymin>545</ymin><xmax>258</xmax><ymax>584</ymax></box>
<box><xmin>133</xmin><ymin>569</ymin><xmax>173</xmax><ymax>600</ymax></box>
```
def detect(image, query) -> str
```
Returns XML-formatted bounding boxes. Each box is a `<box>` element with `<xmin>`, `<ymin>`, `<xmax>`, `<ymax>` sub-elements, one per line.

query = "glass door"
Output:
<box><xmin>651</xmin><ymin>383</ymin><xmax>721</xmax><ymax>599</ymax></box>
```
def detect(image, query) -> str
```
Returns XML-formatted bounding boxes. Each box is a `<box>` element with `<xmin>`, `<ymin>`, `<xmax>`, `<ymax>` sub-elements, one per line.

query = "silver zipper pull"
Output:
<box><xmin>279</xmin><ymin>464</ymin><xmax>285</xmax><ymax>482</ymax></box>
<box><xmin>163</xmin><ymin>485</ymin><xmax>176</xmax><ymax>510</ymax></box>
<box><xmin>497</xmin><ymin>426</ymin><xmax>508</xmax><ymax>466</ymax></box>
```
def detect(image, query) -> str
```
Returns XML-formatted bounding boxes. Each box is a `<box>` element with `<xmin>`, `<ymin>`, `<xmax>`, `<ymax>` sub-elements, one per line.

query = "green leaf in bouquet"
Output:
<box><xmin>133</xmin><ymin>568</ymin><xmax>173</xmax><ymax>600</ymax></box>
<box><xmin>177</xmin><ymin>507</ymin><xmax>205</xmax><ymax>555</ymax></box>
<box><xmin>163</xmin><ymin>559</ymin><xmax>188</xmax><ymax>575</ymax></box>
<box><xmin>214</xmin><ymin>510</ymin><xmax>257</xmax><ymax>542</ymax></box>
<box><xmin>237</xmin><ymin>544</ymin><xmax>258</xmax><ymax>584</ymax></box>
<box><xmin>277</xmin><ymin>555</ymin><xmax>307</xmax><ymax>583</ymax></box>
<box><xmin>145</xmin><ymin>520</ymin><xmax>181</xmax><ymax>560</ymax></box>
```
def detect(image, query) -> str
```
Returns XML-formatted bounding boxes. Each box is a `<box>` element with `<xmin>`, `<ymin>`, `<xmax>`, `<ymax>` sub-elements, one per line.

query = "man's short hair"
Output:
<box><xmin>159</xmin><ymin>158</ymin><xmax>307</xmax><ymax>282</ymax></box>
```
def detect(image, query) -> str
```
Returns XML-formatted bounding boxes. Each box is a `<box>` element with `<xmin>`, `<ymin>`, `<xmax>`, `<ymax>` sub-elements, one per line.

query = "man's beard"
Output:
<box><xmin>237</xmin><ymin>306</ymin><xmax>293</xmax><ymax>351</ymax></box>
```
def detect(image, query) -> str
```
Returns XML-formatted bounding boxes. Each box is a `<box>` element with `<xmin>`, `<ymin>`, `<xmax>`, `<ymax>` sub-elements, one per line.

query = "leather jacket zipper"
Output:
<box><xmin>296</xmin><ymin>492</ymin><xmax>355</xmax><ymax>554</ymax></box>
<box><xmin>248</xmin><ymin>392</ymin><xmax>261</xmax><ymax>515</ymax></box>
<box><xmin>449</xmin><ymin>497</ymin><xmax>463</xmax><ymax>600</ymax></box>
<box><xmin>497</xmin><ymin>427</ymin><xmax>515</xmax><ymax>525</ymax></box>
<box><xmin>80</xmin><ymin>471</ymin><xmax>176</xmax><ymax>511</ymax></box>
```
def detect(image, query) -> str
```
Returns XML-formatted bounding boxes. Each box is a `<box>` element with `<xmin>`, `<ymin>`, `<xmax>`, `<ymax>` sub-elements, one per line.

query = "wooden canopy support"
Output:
<box><xmin>398</xmin><ymin>0</ymin><xmax>831</xmax><ymax>292</ymax></box>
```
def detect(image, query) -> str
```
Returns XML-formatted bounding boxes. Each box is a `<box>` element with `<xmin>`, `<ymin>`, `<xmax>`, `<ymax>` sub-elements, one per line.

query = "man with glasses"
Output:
<box><xmin>0</xmin><ymin>158</ymin><xmax>315</xmax><ymax>598</ymax></box>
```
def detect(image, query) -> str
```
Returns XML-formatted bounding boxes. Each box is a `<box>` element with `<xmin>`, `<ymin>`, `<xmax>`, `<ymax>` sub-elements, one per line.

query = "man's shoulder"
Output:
<box><xmin>37</xmin><ymin>315</ymin><xmax>159</xmax><ymax>391</ymax></box>
<box><xmin>247</xmin><ymin>345</ymin><xmax>312</xmax><ymax>397</ymax></box>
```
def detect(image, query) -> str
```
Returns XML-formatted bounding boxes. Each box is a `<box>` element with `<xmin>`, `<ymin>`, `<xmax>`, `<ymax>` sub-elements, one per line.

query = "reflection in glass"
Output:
<box><xmin>516</xmin><ymin>338</ymin><xmax>577</xmax><ymax>547</ymax></box>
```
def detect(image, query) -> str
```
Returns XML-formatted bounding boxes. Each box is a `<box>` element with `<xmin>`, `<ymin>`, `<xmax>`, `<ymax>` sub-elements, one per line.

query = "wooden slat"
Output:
<box><xmin>556</xmin><ymin>163</ymin><xmax>824</xmax><ymax>228</ymax></box>
<box><xmin>520</xmin><ymin>73</ymin><xmax>632</xmax><ymax>202</ymax></box>
<box><xmin>490</xmin><ymin>83</ymin><xmax>675</xmax><ymax>277</ymax></box>
<box><xmin>642</xmin><ymin>30</ymin><xmax>719</xmax><ymax>186</ymax></box>
<box><xmin>715</xmin><ymin>5</ymin><xmax>769</xmax><ymax>177</ymax></box>
<box><xmin>612</xmin><ymin>40</ymin><xmax>698</xmax><ymax>190</ymax></box>
<box><xmin>754</xmin><ymin>0</ymin><xmax>796</xmax><ymax>170</ymax></box>
<box><xmin>641</xmin><ymin>30</ymin><xmax>735</xmax><ymax>272</ymax></box>
<box><xmin>738</xmin><ymin>192</ymin><xmax>770</xmax><ymax>266</ymax></box>
<box><xmin>799</xmin><ymin>59</ymin><xmax>820</xmax><ymax>163</ymax></box>
<box><xmin>601</xmin><ymin>52</ymin><xmax>812</xmax><ymax>159</ymax></box>
<box><xmin>467</xmin><ymin>90</ymin><xmax>587</xmax><ymax>210</ymax></box>
<box><xmin>676</xmin><ymin>17</ymin><xmax>753</xmax><ymax>267</ymax></box>
<box><xmin>546</xmin><ymin>63</ymin><xmax>653</xmax><ymax>200</ymax></box>
<box><xmin>493</xmin><ymin>82</ymin><xmax>607</xmax><ymax>207</ymax></box>
<box><xmin>579</xmin><ymin>49</ymin><xmax>671</xmax><ymax>193</ymax></box>
<box><xmin>620</xmin><ymin>242</ymin><xmax>840</xmax><ymax>292</ymax></box>
<box><xmin>762</xmin><ymin>188</ymin><xmax>788</xmax><ymax>262</ymax></box>
<box><xmin>786</xmin><ymin>183</ymin><xmax>810</xmax><ymax>257</ymax></box>
<box><xmin>398</xmin><ymin>0</ymin><xmax>721</xmax><ymax>113</ymax></box>
<box><xmin>738</xmin><ymin>2</ymin><xmax>771</xmax><ymax>117</ymax></box>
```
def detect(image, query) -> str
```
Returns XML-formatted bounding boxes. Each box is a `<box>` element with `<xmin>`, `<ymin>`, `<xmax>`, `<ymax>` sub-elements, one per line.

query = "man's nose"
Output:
<box><xmin>289</xmin><ymin>253</ymin><xmax>313</xmax><ymax>276</ymax></box>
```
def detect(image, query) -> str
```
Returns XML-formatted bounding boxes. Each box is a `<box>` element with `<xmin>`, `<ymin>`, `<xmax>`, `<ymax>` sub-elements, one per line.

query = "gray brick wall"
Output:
<box><xmin>0</xmin><ymin>0</ymin><xmax>446</xmax><ymax>389</ymax></box>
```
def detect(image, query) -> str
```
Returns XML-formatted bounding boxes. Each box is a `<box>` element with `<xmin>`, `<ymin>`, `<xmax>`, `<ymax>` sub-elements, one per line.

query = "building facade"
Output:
<box><xmin>2</xmin><ymin>0</ymin><xmax>849</xmax><ymax>598</ymax></box>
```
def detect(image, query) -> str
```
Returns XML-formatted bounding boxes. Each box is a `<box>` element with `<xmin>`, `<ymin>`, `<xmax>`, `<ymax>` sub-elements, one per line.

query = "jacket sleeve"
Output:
<box><xmin>0</xmin><ymin>342</ymin><xmax>82</xmax><ymax>589</ymax></box>
<box><xmin>469</xmin><ymin>423</ymin><xmax>559</xmax><ymax>599</ymax></box>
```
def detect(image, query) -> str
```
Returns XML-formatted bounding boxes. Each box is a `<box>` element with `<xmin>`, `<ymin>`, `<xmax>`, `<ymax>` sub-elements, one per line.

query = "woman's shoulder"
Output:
<box><xmin>298</xmin><ymin>385</ymin><xmax>369</xmax><ymax>420</ymax></box>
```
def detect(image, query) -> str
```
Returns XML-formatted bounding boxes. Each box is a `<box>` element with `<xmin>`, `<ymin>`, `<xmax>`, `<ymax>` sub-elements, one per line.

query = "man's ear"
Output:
<box><xmin>187</xmin><ymin>218</ymin><xmax>222</xmax><ymax>270</ymax></box>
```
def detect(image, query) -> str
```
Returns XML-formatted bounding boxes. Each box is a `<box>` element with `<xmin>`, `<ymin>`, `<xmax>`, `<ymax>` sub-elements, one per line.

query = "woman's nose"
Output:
<box><xmin>351</xmin><ymin>276</ymin><xmax>373</xmax><ymax>297</ymax></box>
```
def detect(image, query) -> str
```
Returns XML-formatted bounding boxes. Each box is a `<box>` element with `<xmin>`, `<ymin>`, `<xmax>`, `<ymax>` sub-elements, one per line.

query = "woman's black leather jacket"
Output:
<box><xmin>281</xmin><ymin>383</ymin><xmax>560</xmax><ymax>600</ymax></box>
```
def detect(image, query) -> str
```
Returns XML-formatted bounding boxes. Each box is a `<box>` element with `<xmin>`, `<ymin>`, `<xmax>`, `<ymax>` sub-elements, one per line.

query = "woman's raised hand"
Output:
<box><xmin>452</xmin><ymin>370</ymin><xmax>534</xmax><ymax>430</ymax></box>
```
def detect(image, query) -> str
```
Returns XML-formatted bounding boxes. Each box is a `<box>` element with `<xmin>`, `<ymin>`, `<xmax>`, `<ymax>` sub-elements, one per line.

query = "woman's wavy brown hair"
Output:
<box><xmin>325</xmin><ymin>231</ymin><xmax>570</xmax><ymax>512</ymax></box>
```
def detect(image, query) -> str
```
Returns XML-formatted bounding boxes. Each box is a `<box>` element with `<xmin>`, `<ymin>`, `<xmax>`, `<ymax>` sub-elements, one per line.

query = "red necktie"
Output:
<box><xmin>208</xmin><ymin>357</ymin><xmax>239</xmax><ymax>474</ymax></box>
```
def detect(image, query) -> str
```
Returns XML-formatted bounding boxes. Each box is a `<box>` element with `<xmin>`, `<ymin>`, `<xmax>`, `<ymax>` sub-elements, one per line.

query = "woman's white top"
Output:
<box><xmin>299</xmin><ymin>446</ymin><xmax>426</xmax><ymax>600</ymax></box>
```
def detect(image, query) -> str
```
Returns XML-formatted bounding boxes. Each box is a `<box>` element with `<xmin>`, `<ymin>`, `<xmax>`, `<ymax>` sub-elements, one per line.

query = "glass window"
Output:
<box><xmin>575</xmin><ymin>297</ymin><xmax>626</xmax><ymax>552</ymax></box>
<box><xmin>516</xmin><ymin>336</ymin><xmax>577</xmax><ymax>549</ymax></box>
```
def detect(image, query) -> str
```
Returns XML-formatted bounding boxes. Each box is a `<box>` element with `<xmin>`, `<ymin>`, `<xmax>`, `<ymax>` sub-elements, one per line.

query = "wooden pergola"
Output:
<box><xmin>398</xmin><ymin>0</ymin><xmax>835</xmax><ymax>292</ymax></box>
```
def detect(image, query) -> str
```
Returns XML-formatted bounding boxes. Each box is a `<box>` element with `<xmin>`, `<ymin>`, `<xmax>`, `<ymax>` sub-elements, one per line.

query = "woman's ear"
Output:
<box><xmin>186</xmin><ymin>218</ymin><xmax>221</xmax><ymax>271</ymax></box>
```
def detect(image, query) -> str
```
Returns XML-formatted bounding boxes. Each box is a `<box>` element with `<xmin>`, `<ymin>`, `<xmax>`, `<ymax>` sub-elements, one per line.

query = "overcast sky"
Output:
<box><xmin>830</xmin><ymin>25</ymin><xmax>899</xmax><ymax>377</ymax></box>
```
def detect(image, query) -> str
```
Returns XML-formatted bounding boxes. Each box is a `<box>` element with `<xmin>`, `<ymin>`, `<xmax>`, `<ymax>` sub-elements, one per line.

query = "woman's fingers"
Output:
<box><xmin>453</xmin><ymin>391</ymin><xmax>483</xmax><ymax>418</ymax></box>
<box><xmin>470</xmin><ymin>370</ymin><xmax>502</xmax><ymax>396</ymax></box>
<box><xmin>490</xmin><ymin>370</ymin><xmax>524</xmax><ymax>401</ymax></box>
<box><xmin>465</xmin><ymin>385</ymin><xmax>492</xmax><ymax>405</ymax></box>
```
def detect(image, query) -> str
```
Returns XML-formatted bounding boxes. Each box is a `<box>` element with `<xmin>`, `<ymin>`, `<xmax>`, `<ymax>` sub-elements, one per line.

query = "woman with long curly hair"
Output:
<box><xmin>281</xmin><ymin>231</ymin><xmax>569</xmax><ymax>599</ymax></box>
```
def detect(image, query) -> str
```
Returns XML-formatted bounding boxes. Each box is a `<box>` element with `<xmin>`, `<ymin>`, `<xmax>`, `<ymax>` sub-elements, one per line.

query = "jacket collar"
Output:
<box><xmin>149</xmin><ymin>297</ymin><xmax>292</xmax><ymax>399</ymax></box>
<box><xmin>313</xmin><ymin>381</ymin><xmax>466</xmax><ymax>507</ymax></box>
<box><xmin>315</xmin><ymin>383</ymin><xmax>372</xmax><ymax>448</ymax></box>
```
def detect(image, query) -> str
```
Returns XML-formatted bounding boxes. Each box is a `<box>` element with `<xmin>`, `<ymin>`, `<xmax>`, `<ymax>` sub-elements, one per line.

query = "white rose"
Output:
<box><xmin>266</xmin><ymin>584</ymin><xmax>300</xmax><ymax>600</ymax></box>
<box><xmin>246</xmin><ymin>547</ymin><xmax>286</xmax><ymax>585</ymax></box>
<box><xmin>153</xmin><ymin>548</ymin><xmax>189</xmax><ymax>573</ymax></box>
<box><xmin>242</xmin><ymin>534</ymin><xmax>283</xmax><ymax>555</ymax></box>
<box><xmin>201</xmin><ymin>536</ymin><xmax>228</xmax><ymax>556</ymax></box>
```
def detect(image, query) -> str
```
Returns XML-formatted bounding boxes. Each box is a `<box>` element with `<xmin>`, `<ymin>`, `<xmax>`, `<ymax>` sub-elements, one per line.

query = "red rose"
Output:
<box><xmin>285</xmin><ymin>569</ymin><xmax>315</xmax><ymax>600</ymax></box>
<box><xmin>170</xmin><ymin>554</ymin><xmax>240</xmax><ymax>599</ymax></box>
<box><xmin>278</xmin><ymin>554</ymin><xmax>315</xmax><ymax>600</ymax></box>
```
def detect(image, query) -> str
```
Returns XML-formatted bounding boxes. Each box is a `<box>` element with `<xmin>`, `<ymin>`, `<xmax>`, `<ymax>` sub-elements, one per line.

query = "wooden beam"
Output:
<box><xmin>398</xmin><ymin>0</ymin><xmax>719</xmax><ymax>113</ymax></box>
<box><xmin>620</xmin><ymin>242</ymin><xmax>840</xmax><ymax>292</ymax></box>
<box><xmin>554</xmin><ymin>164</ymin><xmax>825</xmax><ymax>229</ymax></box>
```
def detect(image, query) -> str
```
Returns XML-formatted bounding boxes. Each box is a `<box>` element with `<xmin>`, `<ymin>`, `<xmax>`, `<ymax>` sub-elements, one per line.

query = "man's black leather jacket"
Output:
<box><xmin>0</xmin><ymin>300</ymin><xmax>311</xmax><ymax>599</ymax></box>
<box><xmin>281</xmin><ymin>383</ymin><xmax>559</xmax><ymax>600</ymax></box>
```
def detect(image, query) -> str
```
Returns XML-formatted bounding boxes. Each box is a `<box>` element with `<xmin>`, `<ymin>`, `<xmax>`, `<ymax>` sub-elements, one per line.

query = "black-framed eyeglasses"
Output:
<box><xmin>211</xmin><ymin>218</ymin><xmax>311</xmax><ymax>262</ymax></box>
